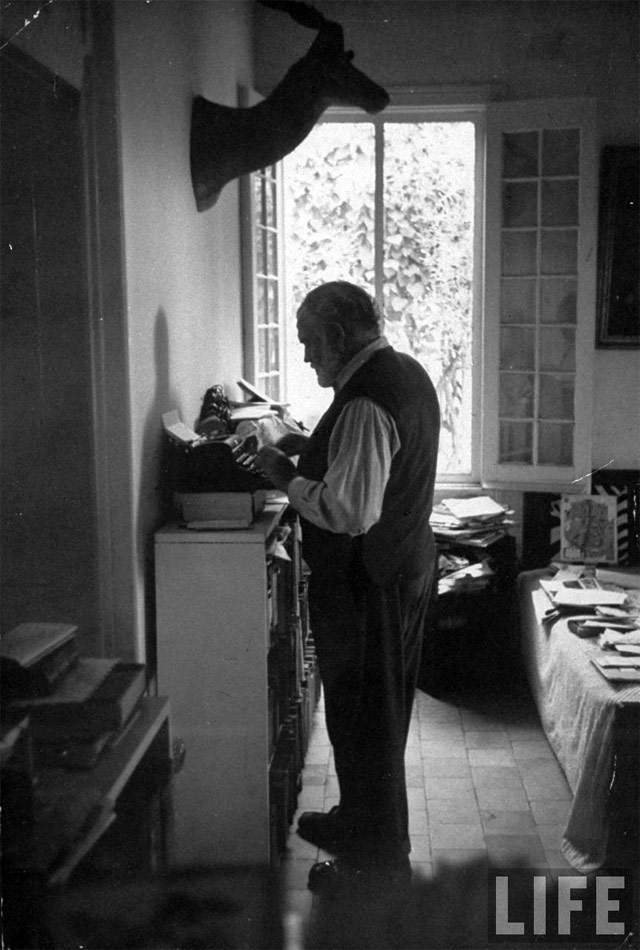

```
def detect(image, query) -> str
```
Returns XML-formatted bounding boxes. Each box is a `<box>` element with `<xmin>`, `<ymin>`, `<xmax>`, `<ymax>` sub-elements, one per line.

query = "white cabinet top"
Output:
<box><xmin>155</xmin><ymin>502</ymin><xmax>288</xmax><ymax>545</ymax></box>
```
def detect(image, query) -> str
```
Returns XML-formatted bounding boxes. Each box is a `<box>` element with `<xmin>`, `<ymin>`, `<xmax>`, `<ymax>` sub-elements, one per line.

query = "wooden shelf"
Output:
<box><xmin>5</xmin><ymin>697</ymin><xmax>171</xmax><ymax>887</ymax></box>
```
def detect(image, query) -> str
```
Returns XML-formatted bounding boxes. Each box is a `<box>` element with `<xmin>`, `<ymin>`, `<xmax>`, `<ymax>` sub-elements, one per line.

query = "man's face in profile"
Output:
<box><xmin>297</xmin><ymin>310</ymin><xmax>344</xmax><ymax>388</ymax></box>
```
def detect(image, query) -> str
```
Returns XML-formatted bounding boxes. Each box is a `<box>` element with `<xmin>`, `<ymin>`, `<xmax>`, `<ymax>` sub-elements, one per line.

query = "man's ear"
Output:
<box><xmin>326</xmin><ymin>321</ymin><xmax>347</xmax><ymax>351</ymax></box>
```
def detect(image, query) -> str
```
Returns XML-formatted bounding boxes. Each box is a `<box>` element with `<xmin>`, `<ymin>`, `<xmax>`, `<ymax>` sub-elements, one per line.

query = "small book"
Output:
<box><xmin>1</xmin><ymin>622</ymin><xmax>77</xmax><ymax>668</ymax></box>
<box><xmin>3</xmin><ymin>640</ymin><xmax>80</xmax><ymax>701</ymax></box>
<box><xmin>591</xmin><ymin>659</ymin><xmax>640</xmax><ymax>682</ymax></box>
<box><xmin>593</xmin><ymin>654</ymin><xmax>640</xmax><ymax>667</ymax></box>
<box><xmin>12</xmin><ymin>660</ymin><xmax>146</xmax><ymax>739</ymax></box>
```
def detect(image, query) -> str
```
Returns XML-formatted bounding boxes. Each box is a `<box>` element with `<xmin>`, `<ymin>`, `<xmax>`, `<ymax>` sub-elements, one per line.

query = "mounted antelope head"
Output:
<box><xmin>190</xmin><ymin>0</ymin><xmax>390</xmax><ymax>212</ymax></box>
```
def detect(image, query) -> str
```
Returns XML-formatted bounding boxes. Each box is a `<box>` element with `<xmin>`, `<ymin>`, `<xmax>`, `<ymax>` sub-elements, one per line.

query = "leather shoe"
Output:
<box><xmin>297</xmin><ymin>806</ymin><xmax>351</xmax><ymax>853</ymax></box>
<box><xmin>307</xmin><ymin>857</ymin><xmax>412</xmax><ymax>896</ymax></box>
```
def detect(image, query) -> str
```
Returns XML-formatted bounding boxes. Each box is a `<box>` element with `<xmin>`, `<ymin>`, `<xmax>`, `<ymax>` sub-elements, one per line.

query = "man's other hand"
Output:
<box><xmin>275</xmin><ymin>432</ymin><xmax>310</xmax><ymax>457</ymax></box>
<box><xmin>256</xmin><ymin>446</ymin><xmax>299</xmax><ymax>492</ymax></box>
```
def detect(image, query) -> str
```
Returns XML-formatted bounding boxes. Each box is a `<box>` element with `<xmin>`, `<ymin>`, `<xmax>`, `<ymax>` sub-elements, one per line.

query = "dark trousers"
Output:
<box><xmin>308</xmin><ymin>564</ymin><xmax>434</xmax><ymax>860</ymax></box>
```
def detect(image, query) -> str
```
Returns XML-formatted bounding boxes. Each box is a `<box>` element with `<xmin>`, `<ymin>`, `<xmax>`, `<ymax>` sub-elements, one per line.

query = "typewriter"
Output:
<box><xmin>163</xmin><ymin>413</ymin><xmax>272</xmax><ymax>493</ymax></box>
<box><xmin>163</xmin><ymin>382</ymin><xmax>306</xmax><ymax>494</ymax></box>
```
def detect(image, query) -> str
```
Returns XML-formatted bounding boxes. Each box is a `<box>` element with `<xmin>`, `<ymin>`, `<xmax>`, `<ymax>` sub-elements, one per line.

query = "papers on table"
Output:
<box><xmin>430</xmin><ymin>495</ymin><xmax>514</xmax><ymax>547</ymax></box>
<box><xmin>552</xmin><ymin>588</ymin><xmax>628</xmax><ymax>608</ymax></box>
<box><xmin>438</xmin><ymin>496</ymin><xmax>507</xmax><ymax>522</ymax></box>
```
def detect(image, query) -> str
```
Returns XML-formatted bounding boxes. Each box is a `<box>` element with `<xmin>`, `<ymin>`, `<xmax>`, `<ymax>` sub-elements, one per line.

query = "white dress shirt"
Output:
<box><xmin>287</xmin><ymin>338</ymin><xmax>400</xmax><ymax>536</ymax></box>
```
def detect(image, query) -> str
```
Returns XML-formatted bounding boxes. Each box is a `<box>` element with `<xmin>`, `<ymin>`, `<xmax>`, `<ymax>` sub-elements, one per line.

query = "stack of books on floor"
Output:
<box><xmin>1</xmin><ymin>623</ymin><xmax>146</xmax><ymax>769</ymax></box>
<box><xmin>430</xmin><ymin>495</ymin><xmax>514</xmax><ymax>547</ymax></box>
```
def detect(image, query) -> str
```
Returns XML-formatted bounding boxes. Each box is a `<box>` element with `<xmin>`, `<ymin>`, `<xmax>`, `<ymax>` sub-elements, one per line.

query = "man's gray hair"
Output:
<box><xmin>298</xmin><ymin>281</ymin><xmax>382</xmax><ymax>339</ymax></box>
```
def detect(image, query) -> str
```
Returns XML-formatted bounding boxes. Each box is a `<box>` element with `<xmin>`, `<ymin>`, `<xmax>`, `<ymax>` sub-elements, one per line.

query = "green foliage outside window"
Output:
<box><xmin>283</xmin><ymin>121</ymin><xmax>475</xmax><ymax>474</ymax></box>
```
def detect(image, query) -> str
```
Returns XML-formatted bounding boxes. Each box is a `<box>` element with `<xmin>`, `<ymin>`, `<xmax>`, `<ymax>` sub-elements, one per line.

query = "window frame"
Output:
<box><xmin>482</xmin><ymin>97</ymin><xmax>598</xmax><ymax>492</ymax></box>
<box><xmin>241</xmin><ymin>92</ymin><xmax>598</xmax><ymax>494</ymax></box>
<box><xmin>281</xmin><ymin>101</ymin><xmax>487</xmax><ymax>486</ymax></box>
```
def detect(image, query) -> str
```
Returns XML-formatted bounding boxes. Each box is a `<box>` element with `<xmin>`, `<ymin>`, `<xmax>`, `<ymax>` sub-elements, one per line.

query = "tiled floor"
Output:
<box><xmin>280</xmin><ymin>679</ymin><xmax>576</xmax><ymax>946</ymax></box>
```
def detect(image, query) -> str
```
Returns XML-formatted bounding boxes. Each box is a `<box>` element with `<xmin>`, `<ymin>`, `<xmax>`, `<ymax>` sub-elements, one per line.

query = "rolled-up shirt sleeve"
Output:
<box><xmin>287</xmin><ymin>397</ymin><xmax>400</xmax><ymax>535</ymax></box>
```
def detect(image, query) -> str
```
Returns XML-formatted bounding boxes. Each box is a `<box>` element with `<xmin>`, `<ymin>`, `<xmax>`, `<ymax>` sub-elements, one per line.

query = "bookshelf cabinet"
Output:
<box><xmin>419</xmin><ymin>534</ymin><xmax>519</xmax><ymax>693</ymax></box>
<box><xmin>154</xmin><ymin>502</ymin><xmax>318</xmax><ymax>867</ymax></box>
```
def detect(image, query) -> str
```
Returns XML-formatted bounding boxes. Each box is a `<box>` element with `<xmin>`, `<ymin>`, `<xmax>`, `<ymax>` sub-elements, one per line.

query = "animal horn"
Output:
<box><xmin>258</xmin><ymin>0</ymin><xmax>328</xmax><ymax>31</ymax></box>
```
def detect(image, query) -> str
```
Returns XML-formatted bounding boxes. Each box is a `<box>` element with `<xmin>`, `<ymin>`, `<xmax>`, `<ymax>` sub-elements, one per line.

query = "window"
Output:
<box><xmin>242</xmin><ymin>97</ymin><xmax>597</xmax><ymax>491</ymax></box>
<box><xmin>281</xmin><ymin>110</ymin><xmax>482</xmax><ymax>481</ymax></box>
<box><xmin>242</xmin><ymin>164</ymin><xmax>284</xmax><ymax>400</ymax></box>
<box><xmin>483</xmin><ymin>98</ymin><xmax>597</xmax><ymax>489</ymax></box>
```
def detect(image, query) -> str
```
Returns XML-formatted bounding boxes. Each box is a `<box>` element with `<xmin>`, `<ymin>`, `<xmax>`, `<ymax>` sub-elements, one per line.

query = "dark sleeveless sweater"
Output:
<box><xmin>296</xmin><ymin>346</ymin><xmax>440</xmax><ymax>587</ymax></box>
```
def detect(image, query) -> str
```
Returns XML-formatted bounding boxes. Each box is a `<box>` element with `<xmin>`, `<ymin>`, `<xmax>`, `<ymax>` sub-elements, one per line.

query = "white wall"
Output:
<box><xmin>113</xmin><ymin>0</ymin><xmax>254</xmax><ymax>657</ymax></box>
<box><xmin>254</xmin><ymin>0</ymin><xmax>640</xmax><ymax>472</ymax></box>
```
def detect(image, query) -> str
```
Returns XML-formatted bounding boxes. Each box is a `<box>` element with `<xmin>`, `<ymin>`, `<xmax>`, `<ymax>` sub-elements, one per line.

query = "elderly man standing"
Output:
<box><xmin>257</xmin><ymin>280</ymin><xmax>440</xmax><ymax>896</ymax></box>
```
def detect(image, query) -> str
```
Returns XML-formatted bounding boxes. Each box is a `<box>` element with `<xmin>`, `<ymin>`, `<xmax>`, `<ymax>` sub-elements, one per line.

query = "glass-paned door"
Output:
<box><xmin>483</xmin><ymin>99</ymin><xmax>597</xmax><ymax>490</ymax></box>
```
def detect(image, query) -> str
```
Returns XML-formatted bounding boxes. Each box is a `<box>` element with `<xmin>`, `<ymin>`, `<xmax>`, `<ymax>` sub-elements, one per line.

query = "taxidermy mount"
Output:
<box><xmin>190</xmin><ymin>0</ymin><xmax>390</xmax><ymax>212</ymax></box>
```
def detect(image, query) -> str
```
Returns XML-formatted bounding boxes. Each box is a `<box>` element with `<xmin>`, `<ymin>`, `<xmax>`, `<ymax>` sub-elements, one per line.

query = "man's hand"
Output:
<box><xmin>256</xmin><ymin>445</ymin><xmax>299</xmax><ymax>492</ymax></box>
<box><xmin>275</xmin><ymin>432</ymin><xmax>310</xmax><ymax>457</ymax></box>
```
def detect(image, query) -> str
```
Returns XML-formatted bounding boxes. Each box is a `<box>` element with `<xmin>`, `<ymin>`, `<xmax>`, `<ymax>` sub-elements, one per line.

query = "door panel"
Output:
<box><xmin>1</xmin><ymin>46</ymin><xmax>100</xmax><ymax>652</ymax></box>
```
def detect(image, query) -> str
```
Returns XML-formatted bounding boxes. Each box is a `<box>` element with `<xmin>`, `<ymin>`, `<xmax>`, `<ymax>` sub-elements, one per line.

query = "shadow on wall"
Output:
<box><xmin>138</xmin><ymin>308</ymin><xmax>181</xmax><ymax>673</ymax></box>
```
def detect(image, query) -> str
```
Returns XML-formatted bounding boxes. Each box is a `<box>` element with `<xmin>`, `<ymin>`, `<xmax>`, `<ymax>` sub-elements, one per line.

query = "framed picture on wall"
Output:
<box><xmin>596</xmin><ymin>146</ymin><xmax>640</xmax><ymax>348</ymax></box>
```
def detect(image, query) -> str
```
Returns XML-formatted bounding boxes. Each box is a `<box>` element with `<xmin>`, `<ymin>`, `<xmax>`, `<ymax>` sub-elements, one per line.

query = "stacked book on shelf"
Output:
<box><xmin>1</xmin><ymin>623</ymin><xmax>146</xmax><ymax>769</ymax></box>
<box><xmin>431</xmin><ymin>495</ymin><xmax>514</xmax><ymax>595</ymax></box>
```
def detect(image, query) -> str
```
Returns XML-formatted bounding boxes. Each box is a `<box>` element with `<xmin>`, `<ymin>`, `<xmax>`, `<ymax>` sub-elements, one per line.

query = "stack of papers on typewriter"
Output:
<box><xmin>430</xmin><ymin>495</ymin><xmax>513</xmax><ymax>546</ymax></box>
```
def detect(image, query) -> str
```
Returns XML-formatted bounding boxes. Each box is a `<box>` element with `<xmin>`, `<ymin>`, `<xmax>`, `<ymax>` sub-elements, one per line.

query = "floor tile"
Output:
<box><xmin>423</xmin><ymin>776</ymin><xmax>476</xmax><ymax>798</ymax></box>
<box><xmin>430</xmin><ymin>823</ymin><xmax>486</xmax><ymax>850</ymax></box>
<box><xmin>285</xmin><ymin>835</ymin><xmax>320</xmax><ymax>860</ymax></box>
<box><xmin>282</xmin><ymin>887</ymin><xmax>314</xmax><ymax>917</ymax></box>
<box><xmin>427</xmin><ymin>797</ymin><xmax>480</xmax><ymax>824</ymax></box>
<box><xmin>296</xmin><ymin>786</ymin><xmax>325</xmax><ymax>810</ymax></box>
<box><xmin>420</xmin><ymin>740</ymin><xmax>468</xmax><ymax>757</ymax></box>
<box><xmin>422</xmin><ymin>757</ymin><xmax>472</xmax><ymax>778</ymax></box>
<box><xmin>468</xmin><ymin>748</ymin><xmax>517</xmax><ymax>767</ymax></box>
<box><xmin>471</xmin><ymin>765</ymin><xmax>523</xmax><ymax>788</ymax></box>
<box><xmin>519</xmin><ymin>773</ymin><xmax>572</xmax><ymax>800</ymax></box>
<box><xmin>475</xmin><ymin>785</ymin><xmax>530</xmax><ymax>811</ymax></box>
<box><xmin>304</xmin><ymin>746</ymin><xmax>331</xmax><ymax>765</ymax></box>
<box><xmin>407</xmin><ymin>787</ymin><xmax>428</xmax><ymax>809</ymax></box>
<box><xmin>464</xmin><ymin>730</ymin><xmax>512</xmax><ymax>749</ymax></box>
<box><xmin>406</xmin><ymin>764</ymin><xmax>426</xmax><ymax>786</ymax></box>
<box><xmin>409</xmin><ymin>834</ymin><xmax>432</xmax><ymax>859</ymax></box>
<box><xmin>410</xmin><ymin>812</ymin><xmax>430</xmax><ymax>835</ymax></box>
<box><xmin>280</xmin><ymin>683</ymin><xmax>581</xmax><ymax>944</ymax></box>
<box><xmin>512</xmin><ymin>740</ymin><xmax>556</xmax><ymax>759</ymax></box>
<box><xmin>283</xmin><ymin>858</ymin><xmax>315</xmax><ymax>890</ymax></box>
<box><xmin>529</xmin><ymin>799</ymin><xmax>572</xmax><ymax>825</ymax></box>
<box><xmin>536</xmin><ymin>824</ymin><xmax>568</xmax><ymax>849</ymax></box>
<box><xmin>480</xmin><ymin>809</ymin><xmax>538</xmax><ymax>836</ymax></box>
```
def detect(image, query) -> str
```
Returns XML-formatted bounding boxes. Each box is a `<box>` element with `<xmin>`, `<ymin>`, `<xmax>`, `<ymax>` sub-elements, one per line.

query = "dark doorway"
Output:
<box><xmin>1</xmin><ymin>45</ymin><xmax>100</xmax><ymax>652</ymax></box>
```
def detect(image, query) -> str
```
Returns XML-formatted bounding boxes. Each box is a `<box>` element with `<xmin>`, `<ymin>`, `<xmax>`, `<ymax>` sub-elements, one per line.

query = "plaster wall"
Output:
<box><xmin>113</xmin><ymin>0</ymin><xmax>253</xmax><ymax>654</ymax></box>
